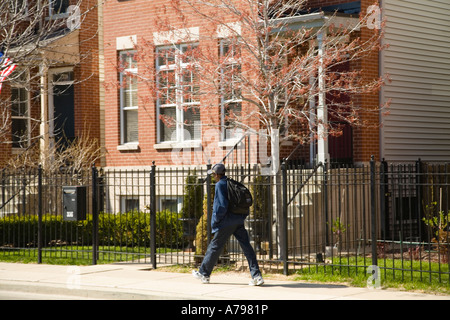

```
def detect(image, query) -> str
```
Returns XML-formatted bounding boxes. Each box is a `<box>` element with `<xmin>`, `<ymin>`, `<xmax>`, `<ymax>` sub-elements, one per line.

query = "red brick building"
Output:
<box><xmin>102</xmin><ymin>0</ymin><xmax>381</xmax><ymax>169</ymax></box>
<box><xmin>0</xmin><ymin>0</ymin><xmax>100</xmax><ymax>167</ymax></box>
<box><xmin>3</xmin><ymin>0</ymin><xmax>449</xmax><ymax>169</ymax></box>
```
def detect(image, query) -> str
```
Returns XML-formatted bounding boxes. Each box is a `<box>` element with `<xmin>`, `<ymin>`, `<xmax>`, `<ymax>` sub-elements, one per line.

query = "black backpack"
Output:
<box><xmin>226</xmin><ymin>178</ymin><xmax>253</xmax><ymax>214</ymax></box>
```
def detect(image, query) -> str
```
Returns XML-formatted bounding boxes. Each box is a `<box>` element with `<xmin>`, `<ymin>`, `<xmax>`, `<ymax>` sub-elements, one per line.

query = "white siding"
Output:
<box><xmin>380</xmin><ymin>0</ymin><xmax>450</xmax><ymax>161</ymax></box>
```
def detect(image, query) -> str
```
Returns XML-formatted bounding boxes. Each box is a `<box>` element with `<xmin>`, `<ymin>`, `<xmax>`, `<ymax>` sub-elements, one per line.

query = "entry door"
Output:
<box><xmin>327</xmin><ymin>61</ymin><xmax>353</xmax><ymax>164</ymax></box>
<box><xmin>50</xmin><ymin>69</ymin><xmax>75</xmax><ymax>148</ymax></box>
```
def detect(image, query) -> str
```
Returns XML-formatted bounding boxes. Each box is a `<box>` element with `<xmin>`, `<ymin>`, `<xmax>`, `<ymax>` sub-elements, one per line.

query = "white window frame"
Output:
<box><xmin>10</xmin><ymin>70</ymin><xmax>30</xmax><ymax>150</ymax></box>
<box><xmin>219</xmin><ymin>39</ymin><xmax>243</xmax><ymax>142</ymax></box>
<box><xmin>118</xmin><ymin>50</ymin><xmax>138</xmax><ymax>147</ymax></box>
<box><xmin>156</xmin><ymin>44</ymin><xmax>201</xmax><ymax>144</ymax></box>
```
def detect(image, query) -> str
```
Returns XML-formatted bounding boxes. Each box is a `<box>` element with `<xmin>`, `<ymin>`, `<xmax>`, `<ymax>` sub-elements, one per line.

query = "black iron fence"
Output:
<box><xmin>0</xmin><ymin>159</ymin><xmax>449</xmax><ymax>285</ymax></box>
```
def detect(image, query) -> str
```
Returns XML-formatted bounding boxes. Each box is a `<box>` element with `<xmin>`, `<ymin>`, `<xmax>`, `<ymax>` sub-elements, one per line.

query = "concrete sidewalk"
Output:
<box><xmin>0</xmin><ymin>262</ymin><xmax>448</xmax><ymax>300</ymax></box>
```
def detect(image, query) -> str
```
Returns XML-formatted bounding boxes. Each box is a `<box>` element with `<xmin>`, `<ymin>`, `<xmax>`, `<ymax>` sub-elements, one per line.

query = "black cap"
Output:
<box><xmin>207</xmin><ymin>163</ymin><xmax>226</xmax><ymax>175</ymax></box>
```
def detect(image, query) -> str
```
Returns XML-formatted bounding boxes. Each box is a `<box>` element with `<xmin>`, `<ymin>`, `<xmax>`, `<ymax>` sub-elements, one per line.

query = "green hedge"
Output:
<box><xmin>0</xmin><ymin>210</ymin><xmax>183</xmax><ymax>248</ymax></box>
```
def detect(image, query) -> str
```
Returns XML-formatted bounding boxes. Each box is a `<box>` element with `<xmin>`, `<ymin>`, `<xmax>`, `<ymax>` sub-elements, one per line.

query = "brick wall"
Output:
<box><xmin>103</xmin><ymin>0</ymin><xmax>381</xmax><ymax>167</ymax></box>
<box><xmin>103</xmin><ymin>0</ymin><xmax>229</xmax><ymax>167</ymax></box>
<box><xmin>354</xmin><ymin>0</ymin><xmax>380</xmax><ymax>163</ymax></box>
<box><xmin>76</xmin><ymin>0</ymin><xmax>101</xmax><ymax>150</ymax></box>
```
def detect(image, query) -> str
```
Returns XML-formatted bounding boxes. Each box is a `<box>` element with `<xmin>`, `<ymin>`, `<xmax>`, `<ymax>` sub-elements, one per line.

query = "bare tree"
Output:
<box><xmin>0</xmin><ymin>0</ymin><xmax>98</xmax><ymax>151</ymax></box>
<box><xmin>6</xmin><ymin>128</ymin><xmax>102</xmax><ymax>172</ymax></box>
<box><xmin>126</xmin><ymin>0</ymin><xmax>388</xmax><ymax>172</ymax></box>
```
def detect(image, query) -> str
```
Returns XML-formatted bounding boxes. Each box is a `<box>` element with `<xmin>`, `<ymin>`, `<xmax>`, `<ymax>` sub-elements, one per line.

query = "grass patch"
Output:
<box><xmin>291</xmin><ymin>257</ymin><xmax>450</xmax><ymax>295</ymax></box>
<box><xmin>0</xmin><ymin>246</ymin><xmax>178</xmax><ymax>265</ymax></box>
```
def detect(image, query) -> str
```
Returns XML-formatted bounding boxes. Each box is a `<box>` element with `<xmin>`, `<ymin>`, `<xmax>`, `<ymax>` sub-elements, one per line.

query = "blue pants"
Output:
<box><xmin>199</xmin><ymin>223</ymin><xmax>261</xmax><ymax>278</ymax></box>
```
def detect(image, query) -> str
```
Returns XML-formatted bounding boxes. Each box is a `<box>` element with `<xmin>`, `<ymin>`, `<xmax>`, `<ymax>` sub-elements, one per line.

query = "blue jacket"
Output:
<box><xmin>211</xmin><ymin>176</ymin><xmax>247</xmax><ymax>233</ymax></box>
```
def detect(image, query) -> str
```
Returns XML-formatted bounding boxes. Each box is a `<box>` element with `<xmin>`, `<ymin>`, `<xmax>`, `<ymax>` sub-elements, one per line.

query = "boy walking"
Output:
<box><xmin>192</xmin><ymin>163</ymin><xmax>264</xmax><ymax>286</ymax></box>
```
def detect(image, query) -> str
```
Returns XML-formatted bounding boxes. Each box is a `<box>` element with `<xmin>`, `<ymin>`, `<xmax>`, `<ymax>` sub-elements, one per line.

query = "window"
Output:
<box><xmin>219</xmin><ymin>40</ymin><xmax>242</xmax><ymax>141</ymax></box>
<box><xmin>120</xmin><ymin>196</ymin><xmax>139</xmax><ymax>213</ymax></box>
<box><xmin>11</xmin><ymin>71</ymin><xmax>29</xmax><ymax>149</ymax></box>
<box><xmin>49</xmin><ymin>68</ymin><xmax>75</xmax><ymax>148</ymax></box>
<box><xmin>49</xmin><ymin>0</ymin><xmax>70</xmax><ymax>16</ymax></box>
<box><xmin>9</xmin><ymin>0</ymin><xmax>27</xmax><ymax>16</ymax></box>
<box><xmin>156</xmin><ymin>44</ymin><xmax>200</xmax><ymax>143</ymax></box>
<box><xmin>158</xmin><ymin>197</ymin><xmax>182</xmax><ymax>213</ymax></box>
<box><xmin>119</xmin><ymin>51</ymin><xmax>138</xmax><ymax>145</ymax></box>
<box><xmin>161</xmin><ymin>198</ymin><xmax>178</xmax><ymax>213</ymax></box>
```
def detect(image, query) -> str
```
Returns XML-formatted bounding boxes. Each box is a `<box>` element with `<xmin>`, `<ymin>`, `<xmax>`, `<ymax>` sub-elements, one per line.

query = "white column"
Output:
<box><xmin>39</xmin><ymin>60</ymin><xmax>49</xmax><ymax>166</ymax></box>
<box><xmin>316</xmin><ymin>31</ymin><xmax>329</xmax><ymax>165</ymax></box>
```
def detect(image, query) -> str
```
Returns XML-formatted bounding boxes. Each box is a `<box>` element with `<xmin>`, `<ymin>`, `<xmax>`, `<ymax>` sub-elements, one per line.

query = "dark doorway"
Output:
<box><xmin>52</xmin><ymin>71</ymin><xmax>75</xmax><ymax>148</ymax></box>
<box><xmin>327</xmin><ymin>61</ymin><xmax>353</xmax><ymax>165</ymax></box>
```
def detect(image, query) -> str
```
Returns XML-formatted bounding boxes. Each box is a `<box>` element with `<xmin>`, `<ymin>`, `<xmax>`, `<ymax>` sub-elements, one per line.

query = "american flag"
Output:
<box><xmin>0</xmin><ymin>52</ymin><xmax>17</xmax><ymax>94</ymax></box>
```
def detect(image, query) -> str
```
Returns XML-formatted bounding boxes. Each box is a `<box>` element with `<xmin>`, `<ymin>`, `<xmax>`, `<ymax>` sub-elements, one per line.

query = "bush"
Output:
<box><xmin>0</xmin><ymin>210</ymin><xmax>183</xmax><ymax>249</ymax></box>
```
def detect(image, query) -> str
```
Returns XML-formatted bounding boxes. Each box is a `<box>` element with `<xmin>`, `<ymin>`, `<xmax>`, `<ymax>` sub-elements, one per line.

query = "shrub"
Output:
<box><xmin>0</xmin><ymin>210</ymin><xmax>183</xmax><ymax>249</ymax></box>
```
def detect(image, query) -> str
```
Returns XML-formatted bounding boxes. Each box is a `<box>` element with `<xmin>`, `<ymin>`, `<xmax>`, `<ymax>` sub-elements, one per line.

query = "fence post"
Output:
<box><xmin>37</xmin><ymin>165</ymin><xmax>43</xmax><ymax>264</ymax></box>
<box><xmin>150</xmin><ymin>161</ymin><xmax>157</xmax><ymax>269</ymax></box>
<box><xmin>323</xmin><ymin>159</ymin><xmax>329</xmax><ymax>248</ymax></box>
<box><xmin>92</xmin><ymin>164</ymin><xmax>99</xmax><ymax>265</ymax></box>
<box><xmin>380</xmin><ymin>158</ymin><xmax>388</xmax><ymax>240</ymax></box>
<box><xmin>415</xmin><ymin>158</ymin><xmax>423</xmax><ymax>243</ymax></box>
<box><xmin>370</xmin><ymin>156</ymin><xmax>378</xmax><ymax>267</ymax></box>
<box><xmin>281</xmin><ymin>161</ymin><xmax>288</xmax><ymax>275</ymax></box>
<box><xmin>206</xmin><ymin>163</ymin><xmax>212</xmax><ymax>245</ymax></box>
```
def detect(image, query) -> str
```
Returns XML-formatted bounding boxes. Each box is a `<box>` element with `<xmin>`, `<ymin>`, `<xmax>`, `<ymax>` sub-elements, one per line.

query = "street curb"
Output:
<box><xmin>0</xmin><ymin>279</ymin><xmax>199</xmax><ymax>300</ymax></box>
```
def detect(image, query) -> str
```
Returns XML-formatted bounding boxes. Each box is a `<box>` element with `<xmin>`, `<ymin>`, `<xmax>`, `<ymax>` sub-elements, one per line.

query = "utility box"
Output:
<box><xmin>63</xmin><ymin>186</ymin><xmax>87</xmax><ymax>221</ymax></box>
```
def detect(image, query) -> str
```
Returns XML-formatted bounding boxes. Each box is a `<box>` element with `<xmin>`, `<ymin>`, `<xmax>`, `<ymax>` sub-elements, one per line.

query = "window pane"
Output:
<box><xmin>121</xmin><ymin>197</ymin><xmax>139</xmax><ymax>213</ymax></box>
<box><xmin>53</xmin><ymin>71</ymin><xmax>74</xmax><ymax>83</ymax></box>
<box><xmin>224</xmin><ymin>102</ymin><xmax>242</xmax><ymax>127</ymax></box>
<box><xmin>160</xmin><ymin>107</ymin><xmax>176</xmax><ymax>142</ymax></box>
<box><xmin>124</xmin><ymin>109</ymin><xmax>138</xmax><ymax>143</ymax></box>
<box><xmin>223</xmin><ymin>64</ymin><xmax>241</xmax><ymax>101</ymax></box>
<box><xmin>9</xmin><ymin>0</ymin><xmax>26</xmax><ymax>14</ymax></box>
<box><xmin>157</xmin><ymin>48</ymin><xmax>175</xmax><ymax>66</ymax></box>
<box><xmin>184</xmin><ymin>106</ymin><xmax>201</xmax><ymax>140</ymax></box>
<box><xmin>181</xmin><ymin>44</ymin><xmax>198</xmax><ymax>63</ymax></box>
<box><xmin>124</xmin><ymin>76</ymin><xmax>138</xmax><ymax>108</ymax></box>
<box><xmin>158</xmin><ymin>70</ymin><xmax>176</xmax><ymax>105</ymax></box>
<box><xmin>11</xmin><ymin>88</ymin><xmax>28</xmax><ymax>117</ymax></box>
<box><xmin>181</xmin><ymin>68</ymin><xmax>199</xmax><ymax>103</ymax></box>
<box><xmin>52</xmin><ymin>0</ymin><xmax>69</xmax><ymax>14</ymax></box>
<box><xmin>12</xmin><ymin>118</ymin><xmax>27</xmax><ymax>148</ymax></box>
<box><xmin>161</xmin><ymin>199</ymin><xmax>178</xmax><ymax>213</ymax></box>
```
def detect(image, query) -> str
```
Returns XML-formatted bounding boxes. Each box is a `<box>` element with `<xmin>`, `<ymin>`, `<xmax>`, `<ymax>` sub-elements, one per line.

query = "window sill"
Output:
<box><xmin>46</xmin><ymin>12</ymin><xmax>70</xmax><ymax>20</ymax></box>
<box><xmin>117</xmin><ymin>142</ymin><xmax>139</xmax><ymax>151</ymax></box>
<box><xmin>12</xmin><ymin>147</ymin><xmax>27</xmax><ymax>155</ymax></box>
<box><xmin>154</xmin><ymin>141</ymin><xmax>202</xmax><ymax>150</ymax></box>
<box><xmin>218</xmin><ymin>138</ymin><xmax>244</xmax><ymax>148</ymax></box>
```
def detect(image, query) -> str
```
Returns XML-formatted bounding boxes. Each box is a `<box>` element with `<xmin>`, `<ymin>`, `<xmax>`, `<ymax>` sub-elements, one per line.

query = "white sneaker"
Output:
<box><xmin>249</xmin><ymin>275</ymin><xmax>264</xmax><ymax>286</ymax></box>
<box><xmin>192</xmin><ymin>270</ymin><xmax>210</xmax><ymax>284</ymax></box>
